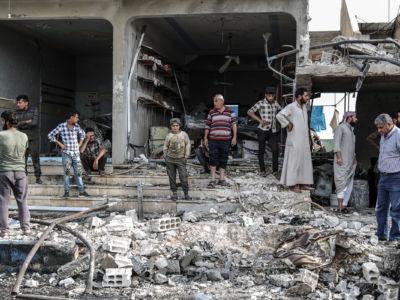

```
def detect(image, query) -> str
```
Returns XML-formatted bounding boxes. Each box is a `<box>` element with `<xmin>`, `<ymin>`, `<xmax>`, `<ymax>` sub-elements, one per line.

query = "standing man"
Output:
<box><xmin>374</xmin><ymin>113</ymin><xmax>400</xmax><ymax>242</ymax></box>
<box><xmin>276</xmin><ymin>88</ymin><xmax>314</xmax><ymax>193</ymax></box>
<box><xmin>15</xmin><ymin>95</ymin><xmax>42</xmax><ymax>184</ymax></box>
<box><xmin>247</xmin><ymin>86</ymin><xmax>281</xmax><ymax>176</ymax></box>
<box><xmin>204</xmin><ymin>94</ymin><xmax>237</xmax><ymax>188</ymax></box>
<box><xmin>80</xmin><ymin>128</ymin><xmax>107</xmax><ymax>176</ymax></box>
<box><xmin>48</xmin><ymin>111</ymin><xmax>89</xmax><ymax>198</ymax></box>
<box><xmin>0</xmin><ymin>111</ymin><xmax>30</xmax><ymax>237</ymax></box>
<box><xmin>333</xmin><ymin>112</ymin><xmax>357</xmax><ymax>213</ymax></box>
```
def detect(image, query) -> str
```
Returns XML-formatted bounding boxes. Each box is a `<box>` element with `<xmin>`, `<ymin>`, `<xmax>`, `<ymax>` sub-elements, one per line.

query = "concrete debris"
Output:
<box><xmin>1</xmin><ymin>167</ymin><xmax>400</xmax><ymax>299</ymax></box>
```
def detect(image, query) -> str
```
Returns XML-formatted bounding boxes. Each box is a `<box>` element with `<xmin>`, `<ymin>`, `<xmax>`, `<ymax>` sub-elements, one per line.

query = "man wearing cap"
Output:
<box><xmin>374</xmin><ymin>113</ymin><xmax>400</xmax><ymax>242</ymax></box>
<box><xmin>333</xmin><ymin>112</ymin><xmax>358</xmax><ymax>213</ymax></box>
<box><xmin>248</xmin><ymin>86</ymin><xmax>281</xmax><ymax>176</ymax></box>
<box><xmin>163</xmin><ymin>118</ymin><xmax>191</xmax><ymax>200</ymax></box>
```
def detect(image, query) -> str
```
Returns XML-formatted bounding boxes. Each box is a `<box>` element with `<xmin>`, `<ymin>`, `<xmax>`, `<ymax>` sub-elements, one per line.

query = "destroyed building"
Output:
<box><xmin>0</xmin><ymin>0</ymin><xmax>400</xmax><ymax>299</ymax></box>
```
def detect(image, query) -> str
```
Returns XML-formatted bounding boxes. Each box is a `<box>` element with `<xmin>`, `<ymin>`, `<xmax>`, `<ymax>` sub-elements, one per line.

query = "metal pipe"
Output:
<box><xmin>349</xmin><ymin>55</ymin><xmax>400</xmax><ymax>67</ymax></box>
<box><xmin>310</xmin><ymin>39</ymin><xmax>400</xmax><ymax>50</ymax></box>
<box><xmin>137</xmin><ymin>180</ymin><xmax>144</xmax><ymax>221</ymax></box>
<box><xmin>29</xmin><ymin>219</ymin><xmax>95</xmax><ymax>294</ymax></box>
<box><xmin>12</xmin><ymin>204</ymin><xmax>111</xmax><ymax>295</ymax></box>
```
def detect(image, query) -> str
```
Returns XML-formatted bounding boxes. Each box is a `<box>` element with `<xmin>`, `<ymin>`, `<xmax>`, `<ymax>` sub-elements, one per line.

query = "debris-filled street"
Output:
<box><xmin>1</xmin><ymin>165</ymin><xmax>399</xmax><ymax>300</ymax></box>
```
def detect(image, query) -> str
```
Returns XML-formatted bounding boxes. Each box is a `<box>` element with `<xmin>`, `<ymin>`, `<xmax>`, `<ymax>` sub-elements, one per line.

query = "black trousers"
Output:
<box><xmin>165</xmin><ymin>156</ymin><xmax>189</xmax><ymax>194</ymax></box>
<box><xmin>258</xmin><ymin>129</ymin><xmax>279</xmax><ymax>172</ymax></box>
<box><xmin>25</xmin><ymin>139</ymin><xmax>41</xmax><ymax>178</ymax></box>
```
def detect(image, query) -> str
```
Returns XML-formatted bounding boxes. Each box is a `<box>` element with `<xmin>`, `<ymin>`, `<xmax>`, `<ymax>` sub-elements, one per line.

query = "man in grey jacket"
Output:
<box><xmin>15</xmin><ymin>95</ymin><xmax>42</xmax><ymax>184</ymax></box>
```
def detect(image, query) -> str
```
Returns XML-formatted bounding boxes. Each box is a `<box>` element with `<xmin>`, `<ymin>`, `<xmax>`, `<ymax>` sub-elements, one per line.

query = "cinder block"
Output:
<box><xmin>362</xmin><ymin>262</ymin><xmax>380</xmax><ymax>284</ymax></box>
<box><xmin>115</xmin><ymin>254</ymin><xmax>133</xmax><ymax>268</ymax></box>
<box><xmin>105</xmin><ymin>215</ymin><xmax>134</xmax><ymax>232</ymax></box>
<box><xmin>102</xmin><ymin>236</ymin><xmax>131</xmax><ymax>253</ymax></box>
<box><xmin>377</xmin><ymin>276</ymin><xmax>398</xmax><ymax>299</ymax></box>
<box><xmin>102</xmin><ymin>268</ymin><xmax>132</xmax><ymax>287</ymax></box>
<box><xmin>149</xmin><ymin>217</ymin><xmax>181</xmax><ymax>232</ymax></box>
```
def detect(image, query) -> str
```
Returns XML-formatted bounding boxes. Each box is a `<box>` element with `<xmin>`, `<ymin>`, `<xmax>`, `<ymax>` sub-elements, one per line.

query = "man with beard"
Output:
<box><xmin>15</xmin><ymin>95</ymin><xmax>42</xmax><ymax>184</ymax></box>
<box><xmin>333</xmin><ymin>112</ymin><xmax>358</xmax><ymax>213</ymax></box>
<box><xmin>276</xmin><ymin>88</ymin><xmax>314</xmax><ymax>193</ymax></box>
<box><xmin>48</xmin><ymin>111</ymin><xmax>89</xmax><ymax>198</ymax></box>
<box><xmin>0</xmin><ymin>111</ymin><xmax>30</xmax><ymax>237</ymax></box>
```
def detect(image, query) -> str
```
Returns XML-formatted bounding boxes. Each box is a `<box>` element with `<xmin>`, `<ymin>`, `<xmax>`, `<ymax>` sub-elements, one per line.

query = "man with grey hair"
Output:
<box><xmin>374</xmin><ymin>113</ymin><xmax>400</xmax><ymax>242</ymax></box>
<box><xmin>204</xmin><ymin>94</ymin><xmax>237</xmax><ymax>188</ymax></box>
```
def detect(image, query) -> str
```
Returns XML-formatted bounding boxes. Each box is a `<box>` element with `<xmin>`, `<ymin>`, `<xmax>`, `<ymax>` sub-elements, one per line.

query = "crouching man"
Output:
<box><xmin>80</xmin><ymin>128</ymin><xmax>107</xmax><ymax>176</ymax></box>
<box><xmin>163</xmin><ymin>118</ymin><xmax>191</xmax><ymax>200</ymax></box>
<box><xmin>0</xmin><ymin>111</ymin><xmax>30</xmax><ymax>237</ymax></box>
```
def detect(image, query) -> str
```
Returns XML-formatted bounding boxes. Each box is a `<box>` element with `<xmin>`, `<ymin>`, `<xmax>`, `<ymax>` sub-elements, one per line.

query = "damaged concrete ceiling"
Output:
<box><xmin>135</xmin><ymin>13</ymin><xmax>297</xmax><ymax>56</ymax></box>
<box><xmin>0</xmin><ymin>19</ymin><xmax>112</xmax><ymax>55</ymax></box>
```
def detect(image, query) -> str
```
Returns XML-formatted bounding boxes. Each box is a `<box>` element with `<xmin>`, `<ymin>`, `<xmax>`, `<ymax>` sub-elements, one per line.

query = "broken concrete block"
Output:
<box><xmin>25</xmin><ymin>279</ymin><xmax>39</xmax><ymax>288</ymax></box>
<box><xmin>194</xmin><ymin>293</ymin><xmax>212</xmax><ymax>300</ymax></box>
<box><xmin>180</xmin><ymin>249</ymin><xmax>198</xmax><ymax>269</ymax></box>
<box><xmin>166</xmin><ymin>259</ymin><xmax>181</xmax><ymax>274</ymax></box>
<box><xmin>336</xmin><ymin>279</ymin><xmax>347</xmax><ymax>293</ymax></box>
<box><xmin>59</xmin><ymin>277</ymin><xmax>74</xmax><ymax>288</ymax></box>
<box><xmin>362</xmin><ymin>262</ymin><xmax>380</xmax><ymax>284</ymax></box>
<box><xmin>369</xmin><ymin>235</ymin><xmax>379</xmax><ymax>245</ymax></box>
<box><xmin>324</xmin><ymin>215</ymin><xmax>340</xmax><ymax>227</ymax></box>
<box><xmin>49</xmin><ymin>274</ymin><xmax>58</xmax><ymax>287</ymax></box>
<box><xmin>377</xmin><ymin>276</ymin><xmax>398</xmax><ymax>294</ymax></box>
<box><xmin>205</xmin><ymin>269</ymin><xmax>223</xmax><ymax>281</ymax></box>
<box><xmin>139</xmin><ymin>241</ymin><xmax>160</xmax><ymax>257</ymax></box>
<box><xmin>154</xmin><ymin>273</ymin><xmax>168</xmax><ymax>284</ymax></box>
<box><xmin>115</xmin><ymin>254</ymin><xmax>133</xmax><ymax>268</ymax></box>
<box><xmin>99</xmin><ymin>253</ymin><xmax>118</xmax><ymax>269</ymax></box>
<box><xmin>268</xmin><ymin>274</ymin><xmax>295</xmax><ymax>288</ymax></box>
<box><xmin>90</xmin><ymin>216</ymin><xmax>105</xmax><ymax>228</ymax></box>
<box><xmin>149</xmin><ymin>217</ymin><xmax>181</xmax><ymax>232</ymax></box>
<box><xmin>297</xmin><ymin>269</ymin><xmax>319</xmax><ymax>291</ymax></box>
<box><xmin>182</xmin><ymin>211</ymin><xmax>198</xmax><ymax>223</ymax></box>
<box><xmin>102</xmin><ymin>268</ymin><xmax>132</xmax><ymax>287</ymax></box>
<box><xmin>57</xmin><ymin>254</ymin><xmax>90</xmax><ymax>279</ymax></box>
<box><xmin>348</xmin><ymin>221</ymin><xmax>362</xmax><ymax>230</ymax></box>
<box><xmin>102</xmin><ymin>236</ymin><xmax>131</xmax><ymax>253</ymax></box>
<box><xmin>320</xmin><ymin>270</ymin><xmax>338</xmax><ymax>284</ymax></box>
<box><xmin>125</xmin><ymin>209</ymin><xmax>139</xmax><ymax>223</ymax></box>
<box><xmin>362</xmin><ymin>296</ymin><xmax>374</xmax><ymax>300</ymax></box>
<box><xmin>105</xmin><ymin>215</ymin><xmax>134</xmax><ymax>232</ymax></box>
<box><xmin>131</xmin><ymin>228</ymin><xmax>147</xmax><ymax>240</ymax></box>
<box><xmin>154</xmin><ymin>257</ymin><xmax>168</xmax><ymax>270</ymax></box>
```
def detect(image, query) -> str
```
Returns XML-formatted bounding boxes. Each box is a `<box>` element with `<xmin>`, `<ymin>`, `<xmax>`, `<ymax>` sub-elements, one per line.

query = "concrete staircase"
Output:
<box><xmin>12</xmin><ymin>163</ymin><xmax>242</xmax><ymax>215</ymax></box>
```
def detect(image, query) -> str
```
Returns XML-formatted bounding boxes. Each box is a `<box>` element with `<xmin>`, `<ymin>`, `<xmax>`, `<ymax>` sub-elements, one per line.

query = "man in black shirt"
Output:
<box><xmin>15</xmin><ymin>95</ymin><xmax>42</xmax><ymax>184</ymax></box>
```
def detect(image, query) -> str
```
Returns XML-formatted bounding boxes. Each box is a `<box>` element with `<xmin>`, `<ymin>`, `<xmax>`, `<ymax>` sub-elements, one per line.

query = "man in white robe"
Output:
<box><xmin>334</xmin><ymin>112</ymin><xmax>357</xmax><ymax>212</ymax></box>
<box><xmin>276</xmin><ymin>88</ymin><xmax>314</xmax><ymax>193</ymax></box>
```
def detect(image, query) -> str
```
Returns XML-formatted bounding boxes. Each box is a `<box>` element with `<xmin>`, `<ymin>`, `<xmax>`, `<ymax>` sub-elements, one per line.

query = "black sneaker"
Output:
<box><xmin>36</xmin><ymin>177</ymin><xmax>43</xmax><ymax>184</ymax></box>
<box><xmin>63</xmin><ymin>191</ymin><xmax>70</xmax><ymax>198</ymax></box>
<box><xmin>184</xmin><ymin>194</ymin><xmax>192</xmax><ymax>200</ymax></box>
<box><xmin>79</xmin><ymin>191</ymin><xmax>90</xmax><ymax>197</ymax></box>
<box><xmin>260</xmin><ymin>171</ymin><xmax>267</xmax><ymax>177</ymax></box>
<box><xmin>171</xmin><ymin>193</ymin><xmax>178</xmax><ymax>200</ymax></box>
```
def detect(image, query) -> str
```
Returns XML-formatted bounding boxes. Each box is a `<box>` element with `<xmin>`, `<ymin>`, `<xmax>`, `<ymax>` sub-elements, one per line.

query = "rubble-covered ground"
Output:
<box><xmin>0</xmin><ymin>168</ymin><xmax>399</xmax><ymax>300</ymax></box>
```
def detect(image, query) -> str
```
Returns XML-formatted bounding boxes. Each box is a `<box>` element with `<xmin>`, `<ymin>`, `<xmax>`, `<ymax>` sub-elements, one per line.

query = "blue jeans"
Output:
<box><xmin>376</xmin><ymin>173</ymin><xmax>400</xmax><ymax>241</ymax></box>
<box><xmin>62</xmin><ymin>152</ymin><xmax>84</xmax><ymax>193</ymax></box>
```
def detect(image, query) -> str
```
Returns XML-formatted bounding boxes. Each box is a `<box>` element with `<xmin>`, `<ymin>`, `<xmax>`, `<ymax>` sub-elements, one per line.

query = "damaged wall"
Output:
<box><xmin>355</xmin><ymin>92</ymin><xmax>400</xmax><ymax>167</ymax></box>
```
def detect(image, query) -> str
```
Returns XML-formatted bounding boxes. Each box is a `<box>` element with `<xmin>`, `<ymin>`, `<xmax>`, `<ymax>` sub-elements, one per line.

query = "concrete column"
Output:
<box><xmin>111</xmin><ymin>17</ymin><xmax>128</xmax><ymax>164</ymax></box>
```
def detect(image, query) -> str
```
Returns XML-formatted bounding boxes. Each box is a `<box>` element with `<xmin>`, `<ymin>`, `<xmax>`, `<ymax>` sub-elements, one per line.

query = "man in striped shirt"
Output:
<box><xmin>204</xmin><ymin>94</ymin><xmax>237</xmax><ymax>188</ymax></box>
<box><xmin>375</xmin><ymin>113</ymin><xmax>400</xmax><ymax>242</ymax></box>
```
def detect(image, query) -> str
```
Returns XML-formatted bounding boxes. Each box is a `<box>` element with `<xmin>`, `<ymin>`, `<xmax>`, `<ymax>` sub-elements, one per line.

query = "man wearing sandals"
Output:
<box><xmin>334</xmin><ymin>112</ymin><xmax>357</xmax><ymax>213</ymax></box>
<box><xmin>276</xmin><ymin>88</ymin><xmax>314</xmax><ymax>193</ymax></box>
<box><xmin>204</xmin><ymin>94</ymin><xmax>237</xmax><ymax>188</ymax></box>
<box><xmin>0</xmin><ymin>111</ymin><xmax>30</xmax><ymax>237</ymax></box>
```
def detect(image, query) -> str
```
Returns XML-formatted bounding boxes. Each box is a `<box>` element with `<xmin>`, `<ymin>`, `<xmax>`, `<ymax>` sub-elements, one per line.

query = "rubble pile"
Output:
<box><xmin>0</xmin><ymin>171</ymin><xmax>399</xmax><ymax>299</ymax></box>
